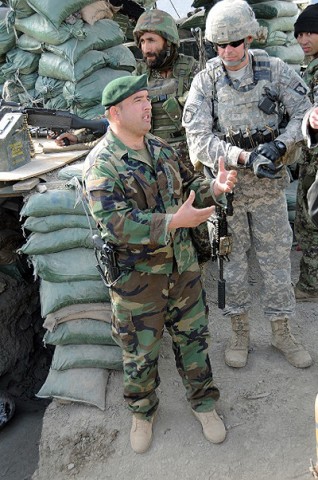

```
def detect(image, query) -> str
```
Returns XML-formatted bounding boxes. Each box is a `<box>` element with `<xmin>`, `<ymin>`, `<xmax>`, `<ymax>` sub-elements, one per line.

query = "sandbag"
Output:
<box><xmin>258</xmin><ymin>15</ymin><xmax>299</xmax><ymax>35</ymax></box>
<box><xmin>43</xmin><ymin>95</ymin><xmax>68</xmax><ymax>110</ymax></box>
<box><xmin>45</xmin><ymin>19</ymin><xmax>125</xmax><ymax>63</ymax></box>
<box><xmin>43</xmin><ymin>319</ymin><xmax>117</xmax><ymax>346</ymax></box>
<box><xmin>264</xmin><ymin>44</ymin><xmax>304</xmax><ymax>64</ymax></box>
<box><xmin>8</xmin><ymin>0</ymin><xmax>35</xmax><ymax>18</ymax></box>
<box><xmin>23</xmin><ymin>213</ymin><xmax>94</xmax><ymax>233</ymax></box>
<box><xmin>0</xmin><ymin>8</ymin><xmax>16</xmax><ymax>56</ymax></box>
<box><xmin>15</xmin><ymin>14</ymin><xmax>85</xmax><ymax>46</ymax></box>
<box><xmin>40</xmin><ymin>278</ymin><xmax>110</xmax><ymax>316</ymax></box>
<box><xmin>26</xmin><ymin>0</ymin><xmax>96</xmax><ymax>28</ymax></box>
<box><xmin>80</xmin><ymin>0</ymin><xmax>119</xmax><ymax>25</ymax></box>
<box><xmin>2</xmin><ymin>48</ymin><xmax>40</xmax><ymax>76</ymax></box>
<box><xmin>16</xmin><ymin>34</ymin><xmax>43</xmax><ymax>54</ymax></box>
<box><xmin>19</xmin><ymin>228</ymin><xmax>96</xmax><ymax>255</ymax></box>
<box><xmin>2</xmin><ymin>72</ymin><xmax>38</xmax><ymax>101</ymax></box>
<box><xmin>251</xmin><ymin>1</ymin><xmax>298</xmax><ymax>19</ymax></box>
<box><xmin>51</xmin><ymin>344</ymin><xmax>123</xmax><ymax>371</ymax></box>
<box><xmin>58</xmin><ymin>164</ymin><xmax>85</xmax><ymax>181</ymax></box>
<box><xmin>34</xmin><ymin>76</ymin><xmax>65</xmax><ymax>101</ymax></box>
<box><xmin>43</xmin><ymin>302</ymin><xmax>112</xmax><ymax>332</ymax></box>
<box><xmin>30</xmin><ymin>248</ymin><xmax>99</xmax><ymax>282</ymax></box>
<box><xmin>20</xmin><ymin>189</ymin><xmax>86</xmax><ymax>217</ymax></box>
<box><xmin>72</xmin><ymin>103</ymin><xmax>105</xmax><ymax>120</ymax></box>
<box><xmin>36</xmin><ymin>367</ymin><xmax>109</xmax><ymax>410</ymax></box>
<box><xmin>63</xmin><ymin>68</ymin><xmax>130</xmax><ymax>109</ymax></box>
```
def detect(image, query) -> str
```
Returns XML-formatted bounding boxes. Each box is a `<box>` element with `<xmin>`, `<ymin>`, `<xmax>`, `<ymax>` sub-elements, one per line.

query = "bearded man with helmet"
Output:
<box><xmin>183</xmin><ymin>0</ymin><xmax>313</xmax><ymax>369</ymax></box>
<box><xmin>133</xmin><ymin>9</ymin><xmax>212</xmax><ymax>266</ymax></box>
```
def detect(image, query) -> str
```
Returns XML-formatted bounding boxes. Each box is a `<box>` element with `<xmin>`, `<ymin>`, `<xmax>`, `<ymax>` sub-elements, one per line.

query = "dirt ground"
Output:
<box><xmin>27</xmin><ymin>246</ymin><xmax>317</xmax><ymax>480</ymax></box>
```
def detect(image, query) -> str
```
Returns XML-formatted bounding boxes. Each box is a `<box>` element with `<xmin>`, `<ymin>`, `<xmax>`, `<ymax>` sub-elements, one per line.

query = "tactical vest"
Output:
<box><xmin>208</xmin><ymin>50</ymin><xmax>280</xmax><ymax>151</ymax></box>
<box><xmin>302</xmin><ymin>57</ymin><xmax>318</xmax><ymax>104</ymax></box>
<box><xmin>137</xmin><ymin>55</ymin><xmax>197</xmax><ymax>142</ymax></box>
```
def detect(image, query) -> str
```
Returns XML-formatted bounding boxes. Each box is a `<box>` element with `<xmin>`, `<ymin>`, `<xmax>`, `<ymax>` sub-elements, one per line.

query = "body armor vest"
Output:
<box><xmin>209</xmin><ymin>50</ymin><xmax>280</xmax><ymax>151</ymax></box>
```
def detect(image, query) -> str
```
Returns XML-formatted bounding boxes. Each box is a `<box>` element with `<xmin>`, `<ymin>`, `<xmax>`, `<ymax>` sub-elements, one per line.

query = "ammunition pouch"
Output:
<box><xmin>217</xmin><ymin>124</ymin><xmax>280</xmax><ymax>151</ymax></box>
<box><xmin>162</xmin><ymin>97</ymin><xmax>183</xmax><ymax>125</ymax></box>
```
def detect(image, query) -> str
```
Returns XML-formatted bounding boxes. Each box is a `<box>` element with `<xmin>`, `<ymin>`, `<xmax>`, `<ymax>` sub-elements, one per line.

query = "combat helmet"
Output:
<box><xmin>205</xmin><ymin>0</ymin><xmax>260</xmax><ymax>44</ymax></box>
<box><xmin>133</xmin><ymin>9</ymin><xmax>180</xmax><ymax>48</ymax></box>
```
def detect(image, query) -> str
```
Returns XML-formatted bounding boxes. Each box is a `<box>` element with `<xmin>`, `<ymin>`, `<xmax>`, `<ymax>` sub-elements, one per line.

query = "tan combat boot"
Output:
<box><xmin>225</xmin><ymin>314</ymin><xmax>249</xmax><ymax>368</ymax></box>
<box><xmin>271</xmin><ymin>318</ymin><xmax>312</xmax><ymax>368</ymax></box>
<box><xmin>294</xmin><ymin>286</ymin><xmax>318</xmax><ymax>303</ymax></box>
<box><xmin>192</xmin><ymin>409</ymin><xmax>226</xmax><ymax>444</ymax></box>
<box><xmin>130</xmin><ymin>413</ymin><xmax>155</xmax><ymax>454</ymax></box>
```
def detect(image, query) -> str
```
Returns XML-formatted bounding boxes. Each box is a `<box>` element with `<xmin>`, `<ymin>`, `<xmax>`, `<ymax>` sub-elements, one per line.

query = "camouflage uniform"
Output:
<box><xmin>294</xmin><ymin>58</ymin><xmax>318</xmax><ymax>294</ymax></box>
<box><xmin>133</xmin><ymin>10</ymin><xmax>211</xmax><ymax>264</ymax></box>
<box><xmin>83</xmin><ymin>129</ymin><xmax>221</xmax><ymax>418</ymax></box>
<box><xmin>183</xmin><ymin>50</ymin><xmax>311</xmax><ymax>321</ymax></box>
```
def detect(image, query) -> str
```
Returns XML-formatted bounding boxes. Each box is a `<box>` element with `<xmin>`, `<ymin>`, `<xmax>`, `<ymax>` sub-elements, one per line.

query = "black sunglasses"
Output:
<box><xmin>216</xmin><ymin>39</ymin><xmax>245</xmax><ymax>49</ymax></box>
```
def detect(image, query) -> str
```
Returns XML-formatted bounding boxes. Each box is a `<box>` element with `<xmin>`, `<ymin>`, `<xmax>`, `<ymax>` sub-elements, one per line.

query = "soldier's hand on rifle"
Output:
<box><xmin>243</xmin><ymin>140</ymin><xmax>285</xmax><ymax>179</ymax></box>
<box><xmin>54</xmin><ymin>132</ymin><xmax>78</xmax><ymax>146</ymax></box>
<box><xmin>168</xmin><ymin>190</ymin><xmax>215</xmax><ymax>231</ymax></box>
<box><xmin>213</xmin><ymin>157</ymin><xmax>237</xmax><ymax>197</ymax></box>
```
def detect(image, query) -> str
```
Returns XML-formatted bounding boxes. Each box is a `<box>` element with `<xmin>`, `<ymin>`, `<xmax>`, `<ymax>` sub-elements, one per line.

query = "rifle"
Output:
<box><xmin>0</xmin><ymin>100</ymin><xmax>108</xmax><ymax>138</ymax></box>
<box><xmin>208</xmin><ymin>191</ymin><xmax>234</xmax><ymax>309</ymax></box>
<box><xmin>92</xmin><ymin>234</ymin><xmax>122</xmax><ymax>288</ymax></box>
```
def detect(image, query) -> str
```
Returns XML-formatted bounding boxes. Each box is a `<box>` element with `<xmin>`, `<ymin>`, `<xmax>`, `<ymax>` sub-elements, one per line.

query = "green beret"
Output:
<box><xmin>101</xmin><ymin>74</ymin><xmax>148</xmax><ymax>109</ymax></box>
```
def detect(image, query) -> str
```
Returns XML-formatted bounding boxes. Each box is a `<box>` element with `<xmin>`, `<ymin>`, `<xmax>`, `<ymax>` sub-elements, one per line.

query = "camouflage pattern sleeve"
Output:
<box><xmin>271</xmin><ymin>57</ymin><xmax>311</xmax><ymax>148</ymax></box>
<box><xmin>182</xmin><ymin>69</ymin><xmax>243</xmax><ymax>171</ymax></box>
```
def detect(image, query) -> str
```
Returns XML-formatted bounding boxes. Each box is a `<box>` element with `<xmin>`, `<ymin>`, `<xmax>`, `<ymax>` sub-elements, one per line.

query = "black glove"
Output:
<box><xmin>256</xmin><ymin>140</ymin><xmax>286</xmax><ymax>162</ymax></box>
<box><xmin>244</xmin><ymin>141</ymin><xmax>286</xmax><ymax>179</ymax></box>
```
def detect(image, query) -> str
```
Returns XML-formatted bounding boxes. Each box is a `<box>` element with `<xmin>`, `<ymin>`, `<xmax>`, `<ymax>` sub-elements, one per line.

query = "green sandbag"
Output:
<box><xmin>36</xmin><ymin>367</ymin><xmax>109</xmax><ymax>410</ymax></box>
<box><xmin>45</xmin><ymin>19</ymin><xmax>125</xmax><ymax>63</ymax></box>
<box><xmin>0</xmin><ymin>9</ymin><xmax>16</xmax><ymax>56</ymax></box>
<box><xmin>63</xmin><ymin>68</ymin><xmax>130</xmax><ymax>109</ymax></box>
<box><xmin>178</xmin><ymin>10</ymin><xmax>206</xmax><ymax>30</ymax></box>
<box><xmin>43</xmin><ymin>319</ymin><xmax>116</xmax><ymax>346</ymax></box>
<box><xmin>26</xmin><ymin>0</ymin><xmax>96</xmax><ymax>28</ymax></box>
<box><xmin>40</xmin><ymin>278</ymin><xmax>110</xmax><ymax>316</ymax></box>
<box><xmin>264</xmin><ymin>44</ymin><xmax>304</xmax><ymax>64</ymax></box>
<box><xmin>19</xmin><ymin>228</ymin><xmax>96</xmax><ymax>255</ymax></box>
<box><xmin>23</xmin><ymin>214</ymin><xmax>94</xmax><ymax>233</ymax></box>
<box><xmin>35</xmin><ymin>76</ymin><xmax>65</xmax><ymax>100</ymax></box>
<box><xmin>51</xmin><ymin>344</ymin><xmax>123</xmax><ymax>371</ymax></box>
<box><xmin>58</xmin><ymin>164</ymin><xmax>85</xmax><ymax>181</ymax></box>
<box><xmin>31</xmin><ymin>248</ymin><xmax>99</xmax><ymax>282</ymax></box>
<box><xmin>16</xmin><ymin>34</ymin><xmax>43</xmax><ymax>54</ymax></box>
<box><xmin>20</xmin><ymin>189</ymin><xmax>86</xmax><ymax>217</ymax></box>
<box><xmin>72</xmin><ymin>103</ymin><xmax>105</xmax><ymax>120</ymax></box>
<box><xmin>15</xmin><ymin>14</ymin><xmax>85</xmax><ymax>46</ymax></box>
<box><xmin>2</xmin><ymin>48</ymin><xmax>40</xmax><ymax>76</ymax></box>
<box><xmin>251</xmin><ymin>1</ymin><xmax>298</xmax><ymax>19</ymax></box>
<box><xmin>43</xmin><ymin>95</ymin><xmax>68</xmax><ymax>110</ymax></box>
<box><xmin>2</xmin><ymin>72</ymin><xmax>38</xmax><ymax>100</ymax></box>
<box><xmin>252</xmin><ymin>30</ymin><xmax>287</xmax><ymax>48</ymax></box>
<box><xmin>0</xmin><ymin>63</ymin><xmax>7</xmax><ymax>84</ymax></box>
<box><xmin>8</xmin><ymin>0</ymin><xmax>35</xmax><ymax>18</ymax></box>
<box><xmin>257</xmin><ymin>15</ymin><xmax>299</xmax><ymax>35</ymax></box>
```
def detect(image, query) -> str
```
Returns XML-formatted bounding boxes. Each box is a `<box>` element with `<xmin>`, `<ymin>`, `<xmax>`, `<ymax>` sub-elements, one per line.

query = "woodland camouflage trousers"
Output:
<box><xmin>110</xmin><ymin>267</ymin><xmax>220</xmax><ymax>419</ymax></box>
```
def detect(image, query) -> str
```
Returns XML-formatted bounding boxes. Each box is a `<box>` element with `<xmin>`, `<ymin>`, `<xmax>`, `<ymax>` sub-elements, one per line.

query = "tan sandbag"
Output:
<box><xmin>43</xmin><ymin>302</ymin><xmax>112</xmax><ymax>332</ymax></box>
<box><xmin>81</xmin><ymin>0</ymin><xmax>121</xmax><ymax>25</ymax></box>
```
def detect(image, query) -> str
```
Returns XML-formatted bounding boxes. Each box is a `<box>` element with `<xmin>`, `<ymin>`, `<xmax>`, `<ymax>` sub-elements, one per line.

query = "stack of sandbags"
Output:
<box><xmin>19</xmin><ymin>177</ymin><xmax>122</xmax><ymax>410</ymax></box>
<box><xmin>2</xmin><ymin>0</ymin><xmax>136</xmax><ymax>117</ymax></box>
<box><xmin>249</xmin><ymin>0</ymin><xmax>304</xmax><ymax>71</ymax></box>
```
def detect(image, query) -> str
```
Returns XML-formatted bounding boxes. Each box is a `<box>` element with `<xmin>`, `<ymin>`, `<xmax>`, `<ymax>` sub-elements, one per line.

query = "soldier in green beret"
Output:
<box><xmin>83</xmin><ymin>75</ymin><xmax>237</xmax><ymax>453</ymax></box>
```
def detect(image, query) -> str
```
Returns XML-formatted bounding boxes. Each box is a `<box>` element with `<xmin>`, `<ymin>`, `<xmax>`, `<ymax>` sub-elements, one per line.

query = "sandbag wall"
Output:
<box><xmin>0</xmin><ymin>0</ymin><xmax>137</xmax><ymax>117</ymax></box>
<box><xmin>249</xmin><ymin>0</ymin><xmax>304</xmax><ymax>71</ymax></box>
<box><xmin>19</xmin><ymin>169</ymin><xmax>123</xmax><ymax>410</ymax></box>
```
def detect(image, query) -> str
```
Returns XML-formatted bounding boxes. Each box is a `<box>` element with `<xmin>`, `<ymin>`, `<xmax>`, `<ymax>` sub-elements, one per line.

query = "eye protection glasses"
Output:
<box><xmin>216</xmin><ymin>39</ymin><xmax>245</xmax><ymax>49</ymax></box>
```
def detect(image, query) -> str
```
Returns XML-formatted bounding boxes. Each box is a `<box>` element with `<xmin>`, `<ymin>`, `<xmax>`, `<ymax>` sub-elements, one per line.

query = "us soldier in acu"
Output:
<box><xmin>133</xmin><ymin>9</ymin><xmax>211</xmax><ymax>265</ymax></box>
<box><xmin>183</xmin><ymin>0</ymin><xmax>313</xmax><ymax>369</ymax></box>
<box><xmin>83</xmin><ymin>75</ymin><xmax>237</xmax><ymax>454</ymax></box>
<box><xmin>293</xmin><ymin>4</ymin><xmax>318</xmax><ymax>302</ymax></box>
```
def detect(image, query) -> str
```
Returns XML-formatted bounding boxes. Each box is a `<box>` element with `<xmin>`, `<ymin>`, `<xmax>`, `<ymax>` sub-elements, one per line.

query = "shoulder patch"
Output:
<box><xmin>294</xmin><ymin>82</ymin><xmax>307</xmax><ymax>96</ymax></box>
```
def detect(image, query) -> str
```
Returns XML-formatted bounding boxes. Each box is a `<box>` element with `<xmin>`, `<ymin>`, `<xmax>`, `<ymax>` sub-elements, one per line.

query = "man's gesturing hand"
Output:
<box><xmin>168</xmin><ymin>191</ymin><xmax>215</xmax><ymax>231</ymax></box>
<box><xmin>213</xmin><ymin>157</ymin><xmax>237</xmax><ymax>197</ymax></box>
<box><xmin>309</xmin><ymin>107</ymin><xmax>318</xmax><ymax>130</ymax></box>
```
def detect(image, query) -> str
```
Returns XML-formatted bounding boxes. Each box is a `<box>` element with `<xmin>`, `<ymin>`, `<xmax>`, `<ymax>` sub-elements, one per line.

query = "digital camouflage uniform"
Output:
<box><xmin>183</xmin><ymin>50</ymin><xmax>311</xmax><ymax>321</ymax></box>
<box><xmin>294</xmin><ymin>58</ymin><xmax>318</xmax><ymax>294</ymax></box>
<box><xmin>133</xmin><ymin>10</ymin><xmax>211</xmax><ymax>264</ymax></box>
<box><xmin>83</xmin><ymin>129</ymin><xmax>221</xmax><ymax>419</ymax></box>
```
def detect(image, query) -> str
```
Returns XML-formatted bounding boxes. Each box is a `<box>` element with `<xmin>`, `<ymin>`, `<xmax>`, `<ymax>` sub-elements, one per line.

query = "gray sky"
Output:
<box><xmin>156</xmin><ymin>0</ymin><xmax>195</xmax><ymax>19</ymax></box>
